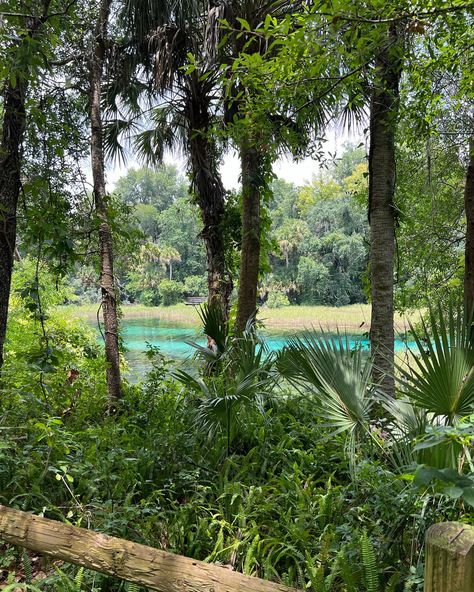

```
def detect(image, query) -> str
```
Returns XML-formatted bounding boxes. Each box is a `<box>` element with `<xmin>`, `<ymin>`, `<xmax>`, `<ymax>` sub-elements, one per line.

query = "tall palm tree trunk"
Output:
<box><xmin>369</xmin><ymin>27</ymin><xmax>402</xmax><ymax>398</ymax></box>
<box><xmin>235</xmin><ymin>139</ymin><xmax>264</xmax><ymax>332</ymax></box>
<box><xmin>90</xmin><ymin>0</ymin><xmax>121</xmax><ymax>407</ymax></box>
<box><xmin>464</xmin><ymin>135</ymin><xmax>474</xmax><ymax>317</ymax></box>
<box><xmin>188</xmin><ymin>83</ymin><xmax>233</xmax><ymax>317</ymax></box>
<box><xmin>0</xmin><ymin>78</ymin><xmax>28</xmax><ymax>369</ymax></box>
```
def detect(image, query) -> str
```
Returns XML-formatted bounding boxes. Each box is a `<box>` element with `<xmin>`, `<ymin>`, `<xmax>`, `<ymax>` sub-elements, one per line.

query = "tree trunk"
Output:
<box><xmin>464</xmin><ymin>135</ymin><xmax>474</xmax><ymax>318</ymax></box>
<box><xmin>90</xmin><ymin>0</ymin><xmax>121</xmax><ymax>407</ymax></box>
<box><xmin>0</xmin><ymin>78</ymin><xmax>27</xmax><ymax>369</ymax></box>
<box><xmin>235</xmin><ymin>140</ymin><xmax>264</xmax><ymax>333</ymax></box>
<box><xmin>0</xmin><ymin>504</ymin><xmax>297</xmax><ymax>592</ymax></box>
<box><xmin>187</xmin><ymin>81</ymin><xmax>233</xmax><ymax>317</ymax></box>
<box><xmin>368</xmin><ymin>27</ymin><xmax>402</xmax><ymax>398</ymax></box>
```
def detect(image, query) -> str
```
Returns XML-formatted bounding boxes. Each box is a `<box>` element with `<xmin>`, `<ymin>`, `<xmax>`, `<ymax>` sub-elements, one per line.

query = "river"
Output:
<box><xmin>117</xmin><ymin>317</ymin><xmax>415</xmax><ymax>380</ymax></box>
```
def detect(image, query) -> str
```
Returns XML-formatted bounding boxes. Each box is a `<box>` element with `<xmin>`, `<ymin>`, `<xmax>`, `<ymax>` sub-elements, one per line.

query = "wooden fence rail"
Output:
<box><xmin>1</xmin><ymin>505</ymin><xmax>474</xmax><ymax>591</ymax></box>
<box><xmin>0</xmin><ymin>505</ymin><xmax>297</xmax><ymax>592</ymax></box>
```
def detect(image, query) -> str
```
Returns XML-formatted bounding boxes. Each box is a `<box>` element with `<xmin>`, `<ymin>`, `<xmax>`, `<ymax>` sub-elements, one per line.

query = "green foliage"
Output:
<box><xmin>2</xmin><ymin>260</ymin><xmax>106</xmax><ymax>418</ymax></box>
<box><xmin>265</xmin><ymin>291</ymin><xmax>289</xmax><ymax>308</ymax></box>
<box><xmin>158</xmin><ymin>280</ymin><xmax>183</xmax><ymax>306</ymax></box>
<box><xmin>183</xmin><ymin>275</ymin><xmax>207</xmax><ymax>297</ymax></box>
<box><xmin>297</xmin><ymin>258</ymin><xmax>330</xmax><ymax>304</ymax></box>
<box><xmin>278</xmin><ymin>332</ymin><xmax>374</xmax><ymax>460</ymax></box>
<box><xmin>397</xmin><ymin>302</ymin><xmax>474</xmax><ymax>423</ymax></box>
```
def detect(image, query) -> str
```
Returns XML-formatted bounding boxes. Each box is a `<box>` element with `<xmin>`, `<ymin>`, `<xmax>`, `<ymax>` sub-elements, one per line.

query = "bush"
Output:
<box><xmin>139</xmin><ymin>289</ymin><xmax>160</xmax><ymax>306</ymax></box>
<box><xmin>266</xmin><ymin>291</ymin><xmax>290</xmax><ymax>308</ymax></box>
<box><xmin>158</xmin><ymin>280</ymin><xmax>183</xmax><ymax>306</ymax></box>
<box><xmin>183</xmin><ymin>275</ymin><xmax>207</xmax><ymax>297</ymax></box>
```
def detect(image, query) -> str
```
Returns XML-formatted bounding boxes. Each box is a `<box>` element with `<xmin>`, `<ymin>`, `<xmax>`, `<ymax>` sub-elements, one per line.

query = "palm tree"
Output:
<box><xmin>111</xmin><ymin>1</ymin><xmax>233</xmax><ymax>318</ymax></box>
<box><xmin>368</xmin><ymin>25</ymin><xmax>403</xmax><ymax>398</ymax></box>
<box><xmin>278</xmin><ymin>331</ymin><xmax>375</xmax><ymax>462</ymax></box>
<box><xmin>464</xmin><ymin>135</ymin><xmax>474</xmax><ymax>316</ymax></box>
<box><xmin>159</xmin><ymin>244</ymin><xmax>181</xmax><ymax>280</ymax></box>
<box><xmin>89</xmin><ymin>0</ymin><xmax>121</xmax><ymax>407</ymax></box>
<box><xmin>173</xmin><ymin>302</ymin><xmax>276</xmax><ymax>455</ymax></box>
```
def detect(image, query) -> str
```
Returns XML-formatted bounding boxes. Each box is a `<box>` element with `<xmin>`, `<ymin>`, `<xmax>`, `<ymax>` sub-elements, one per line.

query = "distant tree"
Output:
<box><xmin>333</xmin><ymin>142</ymin><xmax>366</xmax><ymax>182</ymax></box>
<box><xmin>159</xmin><ymin>245</ymin><xmax>181</xmax><ymax>280</ymax></box>
<box><xmin>297</xmin><ymin>258</ymin><xmax>330</xmax><ymax>304</ymax></box>
<box><xmin>115</xmin><ymin>165</ymin><xmax>186</xmax><ymax>209</ymax></box>
<box><xmin>269</xmin><ymin>179</ymin><xmax>299</xmax><ymax>227</ymax></box>
<box><xmin>135</xmin><ymin>204</ymin><xmax>160</xmax><ymax>241</ymax></box>
<box><xmin>275</xmin><ymin>219</ymin><xmax>310</xmax><ymax>267</ymax></box>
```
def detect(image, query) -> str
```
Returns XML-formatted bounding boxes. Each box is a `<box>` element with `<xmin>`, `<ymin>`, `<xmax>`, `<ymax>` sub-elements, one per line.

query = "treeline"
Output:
<box><xmin>70</xmin><ymin>144</ymin><xmax>369</xmax><ymax>308</ymax></box>
<box><xmin>0</xmin><ymin>0</ymin><xmax>472</xmax><ymax>407</ymax></box>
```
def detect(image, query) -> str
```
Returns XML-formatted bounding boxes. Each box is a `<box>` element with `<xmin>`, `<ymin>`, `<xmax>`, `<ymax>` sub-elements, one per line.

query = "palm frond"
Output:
<box><xmin>278</xmin><ymin>330</ymin><xmax>374</xmax><ymax>441</ymax></box>
<box><xmin>397</xmin><ymin>301</ymin><xmax>474</xmax><ymax>421</ymax></box>
<box><xmin>103</xmin><ymin>117</ymin><xmax>140</xmax><ymax>165</ymax></box>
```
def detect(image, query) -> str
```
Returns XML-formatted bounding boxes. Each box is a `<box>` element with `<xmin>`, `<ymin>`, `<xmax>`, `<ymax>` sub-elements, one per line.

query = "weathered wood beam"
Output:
<box><xmin>0</xmin><ymin>505</ymin><xmax>298</xmax><ymax>592</ymax></box>
<box><xmin>424</xmin><ymin>522</ymin><xmax>474</xmax><ymax>592</ymax></box>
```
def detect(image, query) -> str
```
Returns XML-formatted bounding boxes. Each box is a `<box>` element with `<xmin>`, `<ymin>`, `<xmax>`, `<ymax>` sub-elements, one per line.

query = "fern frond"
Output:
<box><xmin>74</xmin><ymin>567</ymin><xmax>85</xmax><ymax>592</ymax></box>
<box><xmin>360</xmin><ymin>531</ymin><xmax>379</xmax><ymax>592</ymax></box>
<box><xmin>22</xmin><ymin>551</ymin><xmax>32</xmax><ymax>585</ymax></box>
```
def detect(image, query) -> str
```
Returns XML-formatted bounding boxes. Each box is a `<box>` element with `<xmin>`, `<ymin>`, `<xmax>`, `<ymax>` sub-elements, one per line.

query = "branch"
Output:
<box><xmin>317</xmin><ymin>2</ymin><xmax>474</xmax><ymax>25</ymax></box>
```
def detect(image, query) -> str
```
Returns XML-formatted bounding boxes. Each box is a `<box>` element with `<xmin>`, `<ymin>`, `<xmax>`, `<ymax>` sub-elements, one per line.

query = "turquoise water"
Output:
<box><xmin>117</xmin><ymin>318</ymin><xmax>415</xmax><ymax>380</ymax></box>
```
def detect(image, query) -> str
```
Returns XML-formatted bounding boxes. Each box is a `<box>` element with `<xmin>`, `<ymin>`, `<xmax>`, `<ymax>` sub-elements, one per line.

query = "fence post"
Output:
<box><xmin>424</xmin><ymin>522</ymin><xmax>474</xmax><ymax>592</ymax></box>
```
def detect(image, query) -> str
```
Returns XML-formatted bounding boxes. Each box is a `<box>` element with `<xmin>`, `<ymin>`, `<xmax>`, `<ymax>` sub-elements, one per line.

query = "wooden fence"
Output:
<box><xmin>1</xmin><ymin>505</ymin><xmax>473</xmax><ymax>591</ymax></box>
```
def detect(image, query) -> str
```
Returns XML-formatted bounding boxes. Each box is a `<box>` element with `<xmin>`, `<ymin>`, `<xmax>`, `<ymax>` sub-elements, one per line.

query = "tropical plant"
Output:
<box><xmin>397</xmin><ymin>304</ymin><xmax>474</xmax><ymax>422</ymax></box>
<box><xmin>278</xmin><ymin>331</ymin><xmax>375</xmax><ymax>460</ymax></box>
<box><xmin>173</xmin><ymin>303</ymin><xmax>276</xmax><ymax>455</ymax></box>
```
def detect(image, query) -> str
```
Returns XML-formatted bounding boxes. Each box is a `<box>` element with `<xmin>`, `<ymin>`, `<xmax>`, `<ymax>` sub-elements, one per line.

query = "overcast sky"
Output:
<box><xmin>106</xmin><ymin>127</ymin><xmax>364</xmax><ymax>191</ymax></box>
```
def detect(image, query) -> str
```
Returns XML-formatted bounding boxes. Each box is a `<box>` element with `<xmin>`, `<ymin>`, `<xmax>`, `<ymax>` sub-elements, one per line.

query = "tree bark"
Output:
<box><xmin>0</xmin><ymin>78</ymin><xmax>27</xmax><ymax>369</ymax></box>
<box><xmin>368</xmin><ymin>27</ymin><xmax>402</xmax><ymax>398</ymax></box>
<box><xmin>0</xmin><ymin>505</ymin><xmax>297</xmax><ymax>592</ymax></box>
<box><xmin>90</xmin><ymin>0</ymin><xmax>121</xmax><ymax>407</ymax></box>
<box><xmin>464</xmin><ymin>135</ymin><xmax>474</xmax><ymax>318</ymax></box>
<box><xmin>235</xmin><ymin>140</ymin><xmax>264</xmax><ymax>333</ymax></box>
<box><xmin>187</xmin><ymin>80</ymin><xmax>233</xmax><ymax>317</ymax></box>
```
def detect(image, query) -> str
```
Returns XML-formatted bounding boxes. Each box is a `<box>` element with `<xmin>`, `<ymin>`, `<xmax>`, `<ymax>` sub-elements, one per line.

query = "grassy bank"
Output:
<box><xmin>62</xmin><ymin>303</ymin><xmax>414</xmax><ymax>334</ymax></box>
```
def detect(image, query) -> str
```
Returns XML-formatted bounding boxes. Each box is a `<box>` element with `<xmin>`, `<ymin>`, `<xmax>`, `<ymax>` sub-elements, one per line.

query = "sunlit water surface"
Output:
<box><xmin>104</xmin><ymin>317</ymin><xmax>416</xmax><ymax>381</ymax></box>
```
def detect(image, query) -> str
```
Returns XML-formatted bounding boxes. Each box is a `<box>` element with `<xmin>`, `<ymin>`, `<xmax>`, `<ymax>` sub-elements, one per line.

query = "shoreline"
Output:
<box><xmin>61</xmin><ymin>303</ymin><xmax>414</xmax><ymax>335</ymax></box>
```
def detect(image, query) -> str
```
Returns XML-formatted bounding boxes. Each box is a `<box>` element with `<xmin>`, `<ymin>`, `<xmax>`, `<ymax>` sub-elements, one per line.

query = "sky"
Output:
<box><xmin>106</xmin><ymin>127</ymin><xmax>364</xmax><ymax>190</ymax></box>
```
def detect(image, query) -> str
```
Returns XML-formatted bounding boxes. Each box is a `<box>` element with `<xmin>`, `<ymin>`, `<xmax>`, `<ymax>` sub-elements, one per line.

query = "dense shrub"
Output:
<box><xmin>265</xmin><ymin>291</ymin><xmax>290</xmax><ymax>308</ymax></box>
<box><xmin>158</xmin><ymin>280</ymin><xmax>183</xmax><ymax>306</ymax></box>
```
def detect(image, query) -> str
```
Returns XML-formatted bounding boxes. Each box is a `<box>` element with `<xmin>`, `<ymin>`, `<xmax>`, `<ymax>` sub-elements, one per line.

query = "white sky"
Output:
<box><xmin>106</xmin><ymin>128</ymin><xmax>363</xmax><ymax>191</ymax></box>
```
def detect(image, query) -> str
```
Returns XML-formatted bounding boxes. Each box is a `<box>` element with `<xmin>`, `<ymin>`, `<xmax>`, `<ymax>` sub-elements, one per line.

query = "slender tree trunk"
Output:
<box><xmin>464</xmin><ymin>135</ymin><xmax>474</xmax><ymax>318</ymax></box>
<box><xmin>188</xmin><ymin>82</ymin><xmax>233</xmax><ymax>317</ymax></box>
<box><xmin>0</xmin><ymin>78</ymin><xmax>27</xmax><ymax>368</ymax></box>
<box><xmin>0</xmin><ymin>11</ymin><xmax>45</xmax><ymax>369</ymax></box>
<box><xmin>368</xmin><ymin>27</ymin><xmax>402</xmax><ymax>398</ymax></box>
<box><xmin>235</xmin><ymin>140</ymin><xmax>264</xmax><ymax>333</ymax></box>
<box><xmin>90</xmin><ymin>0</ymin><xmax>121</xmax><ymax>407</ymax></box>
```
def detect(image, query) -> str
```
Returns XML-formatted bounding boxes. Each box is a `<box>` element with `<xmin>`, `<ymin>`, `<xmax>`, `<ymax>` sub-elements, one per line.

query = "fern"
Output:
<box><xmin>1</xmin><ymin>584</ymin><xmax>43</xmax><ymax>592</ymax></box>
<box><xmin>22</xmin><ymin>551</ymin><xmax>32</xmax><ymax>584</ymax></box>
<box><xmin>360</xmin><ymin>531</ymin><xmax>379</xmax><ymax>592</ymax></box>
<box><xmin>74</xmin><ymin>567</ymin><xmax>85</xmax><ymax>592</ymax></box>
<box><xmin>127</xmin><ymin>583</ymin><xmax>140</xmax><ymax>592</ymax></box>
<box><xmin>324</xmin><ymin>547</ymin><xmax>345</xmax><ymax>592</ymax></box>
<box><xmin>243</xmin><ymin>533</ymin><xmax>260</xmax><ymax>575</ymax></box>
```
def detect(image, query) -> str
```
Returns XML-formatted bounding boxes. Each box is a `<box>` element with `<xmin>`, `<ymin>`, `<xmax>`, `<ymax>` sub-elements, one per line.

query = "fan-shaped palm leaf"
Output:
<box><xmin>278</xmin><ymin>331</ymin><xmax>374</xmax><ymax>451</ymax></box>
<box><xmin>397</xmin><ymin>301</ymin><xmax>474</xmax><ymax>422</ymax></box>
